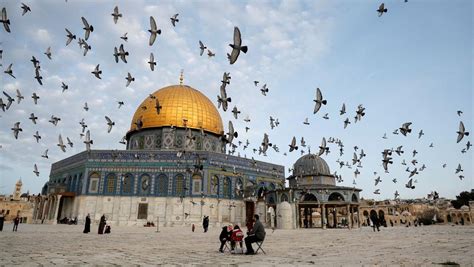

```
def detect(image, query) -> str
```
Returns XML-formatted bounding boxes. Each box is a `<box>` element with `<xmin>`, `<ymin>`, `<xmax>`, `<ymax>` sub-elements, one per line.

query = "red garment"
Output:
<box><xmin>231</xmin><ymin>228</ymin><xmax>244</xmax><ymax>242</ymax></box>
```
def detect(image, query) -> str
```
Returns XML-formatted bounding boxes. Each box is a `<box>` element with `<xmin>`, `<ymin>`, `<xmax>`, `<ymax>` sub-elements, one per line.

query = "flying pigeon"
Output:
<box><xmin>81</xmin><ymin>17</ymin><xmax>94</xmax><ymax>40</ymax></box>
<box><xmin>11</xmin><ymin>122</ymin><xmax>22</xmax><ymax>139</ymax></box>
<box><xmin>456</xmin><ymin>121</ymin><xmax>469</xmax><ymax>143</ymax></box>
<box><xmin>318</xmin><ymin>137</ymin><xmax>329</xmax><ymax>156</ymax></box>
<box><xmin>339</xmin><ymin>103</ymin><xmax>346</xmax><ymax>115</ymax></box>
<box><xmin>41</xmin><ymin>149</ymin><xmax>49</xmax><ymax>159</ymax></box>
<box><xmin>32</xmin><ymin>93</ymin><xmax>39</xmax><ymax>104</ymax></box>
<box><xmin>207</xmin><ymin>49</ymin><xmax>215</xmax><ymax>57</ymax></box>
<box><xmin>61</xmin><ymin>82</ymin><xmax>68</xmax><ymax>92</ymax></box>
<box><xmin>34</xmin><ymin>68</ymin><xmax>43</xmax><ymax>85</ymax></box>
<box><xmin>232</xmin><ymin>106</ymin><xmax>240</xmax><ymax>119</ymax></box>
<box><xmin>111</xmin><ymin>6</ymin><xmax>122</xmax><ymax>24</ymax></box>
<box><xmin>399</xmin><ymin>122</ymin><xmax>412</xmax><ymax>136</ymax></box>
<box><xmin>228</xmin><ymin>26</ymin><xmax>248</xmax><ymax>64</ymax></box>
<box><xmin>120</xmin><ymin>32</ymin><xmax>128</xmax><ymax>42</ymax></box>
<box><xmin>21</xmin><ymin>3</ymin><xmax>31</xmax><ymax>16</ymax></box>
<box><xmin>105</xmin><ymin>116</ymin><xmax>115</xmax><ymax>133</ymax></box>
<box><xmin>377</xmin><ymin>3</ymin><xmax>388</xmax><ymax>17</ymax></box>
<box><xmin>405</xmin><ymin>178</ymin><xmax>415</xmax><ymax>189</ymax></box>
<box><xmin>66</xmin><ymin>137</ymin><xmax>73</xmax><ymax>147</ymax></box>
<box><xmin>170</xmin><ymin>13</ymin><xmax>179</xmax><ymax>27</ymax></box>
<box><xmin>29</xmin><ymin>113</ymin><xmax>38</xmax><ymax>124</ymax></box>
<box><xmin>455</xmin><ymin>164</ymin><xmax>463</xmax><ymax>174</ymax></box>
<box><xmin>83</xmin><ymin>102</ymin><xmax>89</xmax><ymax>111</ymax></box>
<box><xmin>1</xmin><ymin>8</ymin><xmax>11</xmax><ymax>33</ymax></box>
<box><xmin>148</xmin><ymin>53</ymin><xmax>156</xmax><ymax>71</ymax></box>
<box><xmin>4</xmin><ymin>63</ymin><xmax>15</xmax><ymax>78</ymax></box>
<box><xmin>58</xmin><ymin>134</ymin><xmax>66</xmax><ymax>152</ymax></box>
<box><xmin>32</xmin><ymin>131</ymin><xmax>41</xmax><ymax>143</ymax></box>
<box><xmin>199</xmin><ymin>40</ymin><xmax>207</xmax><ymax>56</ymax></box>
<box><xmin>65</xmin><ymin>28</ymin><xmax>76</xmax><ymax>46</ymax></box>
<box><xmin>33</xmin><ymin>164</ymin><xmax>39</xmax><ymax>176</ymax></box>
<box><xmin>92</xmin><ymin>64</ymin><xmax>102</xmax><ymax>79</ymax></box>
<box><xmin>289</xmin><ymin>136</ymin><xmax>298</xmax><ymax>152</ymax></box>
<box><xmin>148</xmin><ymin>16</ymin><xmax>161</xmax><ymax>46</ymax></box>
<box><xmin>44</xmin><ymin>46</ymin><xmax>52</xmax><ymax>59</ymax></box>
<box><xmin>313</xmin><ymin>88</ymin><xmax>327</xmax><ymax>114</ymax></box>
<box><xmin>125</xmin><ymin>72</ymin><xmax>135</xmax><ymax>87</ymax></box>
<box><xmin>418</xmin><ymin>129</ymin><xmax>424</xmax><ymax>139</ymax></box>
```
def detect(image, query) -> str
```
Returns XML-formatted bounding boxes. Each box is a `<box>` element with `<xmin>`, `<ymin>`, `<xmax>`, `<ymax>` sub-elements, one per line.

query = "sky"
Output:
<box><xmin>0</xmin><ymin>0</ymin><xmax>472</xmax><ymax>200</ymax></box>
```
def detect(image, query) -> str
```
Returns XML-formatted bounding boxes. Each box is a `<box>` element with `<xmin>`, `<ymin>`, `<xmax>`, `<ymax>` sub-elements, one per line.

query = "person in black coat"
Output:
<box><xmin>0</xmin><ymin>210</ymin><xmax>5</xmax><ymax>232</ymax></box>
<box><xmin>203</xmin><ymin>215</ymin><xmax>209</xmax><ymax>233</ymax></box>
<box><xmin>83</xmin><ymin>214</ymin><xmax>91</xmax><ymax>234</ymax></box>
<box><xmin>218</xmin><ymin>226</ymin><xmax>230</xmax><ymax>253</ymax></box>
<box><xmin>370</xmin><ymin>213</ymin><xmax>380</xmax><ymax>232</ymax></box>
<box><xmin>98</xmin><ymin>214</ymin><xmax>106</xmax><ymax>234</ymax></box>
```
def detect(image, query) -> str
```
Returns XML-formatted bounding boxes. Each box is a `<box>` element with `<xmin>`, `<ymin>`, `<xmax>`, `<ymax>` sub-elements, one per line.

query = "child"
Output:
<box><xmin>218</xmin><ymin>226</ymin><xmax>230</xmax><ymax>253</ymax></box>
<box><xmin>104</xmin><ymin>224</ymin><xmax>111</xmax><ymax>234</ymax></box>
<box><xmin>230</xmin><ymin>225</ymin><xmax>244</xmax><ymax>253</ymax></box>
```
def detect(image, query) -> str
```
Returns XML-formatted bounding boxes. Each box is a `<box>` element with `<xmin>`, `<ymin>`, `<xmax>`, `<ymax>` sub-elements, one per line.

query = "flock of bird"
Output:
<box><xmin>0</xmin><ymin>2</ymin><xmax>471</xmax><ymax>200</ymax></box>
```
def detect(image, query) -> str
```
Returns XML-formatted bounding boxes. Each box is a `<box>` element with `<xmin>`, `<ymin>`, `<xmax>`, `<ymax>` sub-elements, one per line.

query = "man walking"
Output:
<box><xmin>13</xmin><ymin>215</ymin><xmax>20</xmax><ymax>232</ymax></box>
<box><xmin>245</xmin><ymin>214</ymin><xmax>266</xmax><ymax>255</ymax></box>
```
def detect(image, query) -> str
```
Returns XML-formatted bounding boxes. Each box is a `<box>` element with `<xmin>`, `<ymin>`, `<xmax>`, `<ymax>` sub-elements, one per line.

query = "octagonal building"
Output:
<box><xmin>33</xmin><ymin>81</ymin><xmax>285</xmax><ymax>227</ymax></box>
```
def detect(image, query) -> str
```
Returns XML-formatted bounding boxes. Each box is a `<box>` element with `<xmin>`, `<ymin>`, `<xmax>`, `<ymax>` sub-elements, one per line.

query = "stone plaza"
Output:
<box><xmin>1</xmin><ymin>223</ymin><xmax>472</xmax><ymax>266</ymax></box>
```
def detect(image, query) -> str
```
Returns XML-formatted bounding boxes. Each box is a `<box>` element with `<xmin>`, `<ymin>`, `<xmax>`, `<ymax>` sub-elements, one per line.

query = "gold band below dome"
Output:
<box><xmin>128</xmin><ymin>85</ymin><xmax>224</xmax><ymax>135</ymax></box>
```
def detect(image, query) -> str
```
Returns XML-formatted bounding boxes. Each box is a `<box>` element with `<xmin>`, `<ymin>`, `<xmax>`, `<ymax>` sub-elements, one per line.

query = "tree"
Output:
<box><xmin>450</xmin><ymin>191</ymin><xmax>474</xmax><ymax>209</ymax></box>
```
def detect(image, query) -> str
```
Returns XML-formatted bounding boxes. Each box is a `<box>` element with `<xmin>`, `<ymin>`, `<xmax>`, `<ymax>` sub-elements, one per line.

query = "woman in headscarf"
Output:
<box><xmin>98</xmin><ymin>214</ymin><xmax>106</xmax><ymax>234</ymax></box>
<box><xmin>83</xmin><ymin>213</ymin><xmax>91</xmax><ymax>234</ymax></box>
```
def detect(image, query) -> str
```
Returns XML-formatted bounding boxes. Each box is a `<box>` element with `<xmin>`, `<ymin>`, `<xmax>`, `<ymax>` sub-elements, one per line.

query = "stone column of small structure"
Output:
<box><xmin>346</xmin><ymin>204</ymin><xmax>351</xmax><ymax>229</ymax></box>
<box><xmin>321</xmin><ymin>204</ymin><xmax>326</xmax><ymax>229</ymax></box>
<box><xmin>52</xmin><ymin>195</ymin><xmax>62</xmax><ymax>224</ymax></box>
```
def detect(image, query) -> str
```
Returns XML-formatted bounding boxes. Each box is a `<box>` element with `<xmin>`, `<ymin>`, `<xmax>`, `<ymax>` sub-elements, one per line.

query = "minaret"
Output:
<box><xmin>13</xmin><ymin>179</ymin><xmax>22</xmax><ymax>201</ymax></box>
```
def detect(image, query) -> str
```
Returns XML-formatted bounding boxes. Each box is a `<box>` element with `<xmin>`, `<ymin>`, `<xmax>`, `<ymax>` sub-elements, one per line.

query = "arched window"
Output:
<box><xmin>280</xmin><ymin>193</ymin><xmax>289</xmax><ymax>202</ymax></box>
<box><xmin>210</xmin><ymin>175</ymin><xmax>219</xmax><ymax>196</ymax></box>
<box><xmin>105</xmin><ymin>173</ymin><xmax>117</xmax><ymax>194</ymax></box>
<box><xmin>174</xmin><ymin>174</ymin><xmax>185</xmax><ymax>196</ymax></box>
<box><xmin>352</xmin><ymin>193</ymin><xmax>358</xmax><ymax>202</ymax></box>
<box><xmin>223</xmin><ymin>177</ymin><xmax>231</xmax><ymax>198</ymax></box>
<box><xmin>88</xmin><ymin>172</ymin><xmax>100</xmax><ymax>193</ymax></box>
<box><xmin>121</xmin><ymin>173</ymin><xmax>134</xmax><ymax>194</ymax></box>
<box><xmin>139</xmin><ymin>174</ymin><xmax>151</xmax><ymax>195</ymax></box>
<box><xmin>155</xmin><ymin>174</ymin><xmax>168</xmax><ymax>196</ymax></box>
<box><xmin>328</xmin><ymin>192</ymin><xmax>345</xmax><ymax>201</ymax></box>
<box><xmin>192</xmin><ymin>174</ymin><xmax>202</xmax><ymax>195</ymax></box>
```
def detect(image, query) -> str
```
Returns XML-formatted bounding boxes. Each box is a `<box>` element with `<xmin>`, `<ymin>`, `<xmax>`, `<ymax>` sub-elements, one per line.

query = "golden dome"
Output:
<box><xmin>128</xmin><ymin>85</ymin><xmax>223</xmax><ymax>135</ymax></box>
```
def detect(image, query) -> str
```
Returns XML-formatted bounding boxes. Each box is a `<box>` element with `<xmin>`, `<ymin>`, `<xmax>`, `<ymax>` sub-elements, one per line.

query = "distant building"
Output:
<box><xmin>0</xmin><ymin>179</ymin><xmax>34</xmax><ymax>223</ymax></box>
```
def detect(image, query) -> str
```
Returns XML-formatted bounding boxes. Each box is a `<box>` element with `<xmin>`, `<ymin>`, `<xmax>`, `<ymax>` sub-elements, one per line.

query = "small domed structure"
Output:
<box><xmin>293</xmin><ymin>154</ymin><xmax>331</xmax><ymax>177</ymax></box>
<box><xmin>290</xmin><ymin>154</ymin><xmax>335</xmax><ymax>187</ymax></box>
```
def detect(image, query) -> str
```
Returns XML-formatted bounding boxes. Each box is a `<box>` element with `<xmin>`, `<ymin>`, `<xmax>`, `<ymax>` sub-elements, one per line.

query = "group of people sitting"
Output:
<box><xmin>59</xmin><ymin>217</ymin><xmax>78</xmax><ymax>225</ymax></box>
<box><xmin>218</xmin><ymin>214</ymin><xmax>266</xmax><ymax>255</ymax></box>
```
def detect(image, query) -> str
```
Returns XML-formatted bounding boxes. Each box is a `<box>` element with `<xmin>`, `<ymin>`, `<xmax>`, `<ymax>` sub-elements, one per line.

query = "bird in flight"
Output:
<box><xmin>92</xmin><ymin>64</ymin><xmax>102</xmax><ymax>79</ymax></box>
<box><xmin>228</xmin><ymin>26</ymin><xmax>248</xmax><ymax>64</ymax></box>
<box><xmin>81</xmin><ymin>17</ymin><xmax>94</xmax><ymax>40</ymax></box>
<box><xmin>377</xmin><ymin>3</ymin><xmax>388</xmax><ymax>17</ymax></box>
<box><xmin>199</xmin><ymin>40</ymin><xmax>207</xmax><ymax>56</ymax></box>
<box><xmin>170</xmin><ymin>13</ymin><xmax>179</xmax><ymax>27</ymax></box>
<box><xmin>111</xmin><ymin>6</ymin><xmax>122</xmax><ymax>24</ymax></box>
<box><xmin>313</xmin><ymin>88</ymin><xmax>327</xmax><ymax>114</ymax></box>
<box><xmin>148</xmin><ymin>16</ymin><xmax>161</xmax><ymax>46</ymax></box>
<box><xmin>456</xmin><ymin>121</ymin><xmax>469</xmax><ymax>143</ymax></box>
<box><xmin>1</xmin><ymin>8</ymin><xmax>11</xmax><ymax>33</ymax></box>
<box><xmin>148</xmin><ymin>53</ymin><xmax>156</xmax><ymax>71</ymax></box>
<box><xmin>21</xmin><ymin>3</ymin><xmax>31</xmax><ymax>16</ymax></box>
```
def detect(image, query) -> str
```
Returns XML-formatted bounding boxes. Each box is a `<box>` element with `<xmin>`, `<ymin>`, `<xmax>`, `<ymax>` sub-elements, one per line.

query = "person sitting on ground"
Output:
<box><xmin>230</xmin><ymin>225</ymin><xmax>244</xmax><ymax>253</ymax></box>
<box><xmin>218</xmin><ymin>226</ymin><xmax>231</xmax><ymax>253</ymax></box>
<box><xmin>244</xmin><ymin>214</ymin><xmax>266</xmax><ymax>255</ymax></box>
